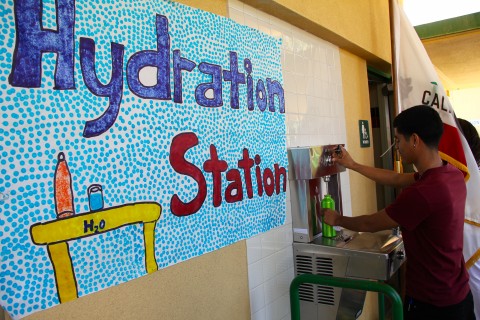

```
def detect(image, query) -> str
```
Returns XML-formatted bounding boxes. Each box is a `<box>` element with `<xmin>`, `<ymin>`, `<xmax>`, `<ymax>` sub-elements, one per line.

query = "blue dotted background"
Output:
<box><xmin>0</xmin><ymin>0</ymin><xmax>286</xmax><ymax>318</ymax></box>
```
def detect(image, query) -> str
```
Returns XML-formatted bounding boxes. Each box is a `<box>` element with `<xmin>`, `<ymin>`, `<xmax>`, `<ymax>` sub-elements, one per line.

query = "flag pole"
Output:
<box><xmin>388</xmin><ymin>4</ymin><xmax>406</xmax><ymax>302</ymax></box>
<box><xmin>389</xmin><ymin>0</ymin><xmax>399</xmax><ymax>117</ymax></box>
<box><xmin>388</xmin><ymin>0</ymin><xmax>403</xmax><ymax>174</ymax></box>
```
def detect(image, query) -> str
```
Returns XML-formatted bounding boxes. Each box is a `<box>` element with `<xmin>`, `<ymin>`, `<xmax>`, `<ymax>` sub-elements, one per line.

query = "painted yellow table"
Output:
<box><xmin>30</xmin><ymin>202</ymin><xmax>162</xmax><ymax>303</ymax></box>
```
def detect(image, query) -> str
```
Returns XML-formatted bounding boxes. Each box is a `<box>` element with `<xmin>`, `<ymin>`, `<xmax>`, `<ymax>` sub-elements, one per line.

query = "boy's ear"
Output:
<box><xmin>412</xmin><ymin>133</ymin><xmax>419</xmax><ymax>145</ymax></box>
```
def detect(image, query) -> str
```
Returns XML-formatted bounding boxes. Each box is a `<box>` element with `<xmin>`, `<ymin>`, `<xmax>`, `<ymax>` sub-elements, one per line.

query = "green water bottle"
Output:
<box><xmin>321</xmin><ymin>194</ymin><xmax>337</xmax><ymax>238</ymax></box>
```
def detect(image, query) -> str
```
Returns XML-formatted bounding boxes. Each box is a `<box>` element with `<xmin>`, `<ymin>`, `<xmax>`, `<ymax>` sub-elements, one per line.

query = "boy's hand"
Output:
<box><xmin>332</xmin><ymin>146</ymin><xmax>356</xmax><ymax>169</ymax></box>
<box><xmin>321</xmin><ymin>208</ymin><xmax>341</xmax><ymax>226</ymax></box>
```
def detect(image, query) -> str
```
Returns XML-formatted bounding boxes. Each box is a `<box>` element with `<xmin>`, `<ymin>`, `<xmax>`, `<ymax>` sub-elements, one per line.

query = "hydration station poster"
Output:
<box><xmin>0</xmin><ymin>0</ymin><xmax>287</xmax><ymax>318</ymax></box>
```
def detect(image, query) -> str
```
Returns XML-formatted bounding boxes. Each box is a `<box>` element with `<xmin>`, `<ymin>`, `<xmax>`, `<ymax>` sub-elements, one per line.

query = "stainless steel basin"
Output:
<box><xmin>293</xmin><ymin>229</ymin><xmax>405</xmax><ymax>319</ymax></box>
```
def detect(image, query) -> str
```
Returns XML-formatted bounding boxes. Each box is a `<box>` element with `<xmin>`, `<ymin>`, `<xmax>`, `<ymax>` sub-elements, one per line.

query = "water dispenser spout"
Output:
<box><xmin>287</xmin><ymin>144</ymin><xmax>345</xmax><ymax>243</ymax></box>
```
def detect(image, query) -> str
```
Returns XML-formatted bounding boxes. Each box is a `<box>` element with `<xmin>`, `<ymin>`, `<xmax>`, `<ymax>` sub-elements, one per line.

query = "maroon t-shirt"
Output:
<box><xmin>386</xmin><ymin>163</ymin><xmax>470</xmax><ymax>306</ymax></box>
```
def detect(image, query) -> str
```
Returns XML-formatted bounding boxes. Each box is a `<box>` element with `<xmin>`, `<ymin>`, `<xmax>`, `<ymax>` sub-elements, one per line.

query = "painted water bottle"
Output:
<box><xmin>321</xmin><ymin>194</ymin><xmax>337</xmax><ymax>238</ymax></box>
<box><xmin>54</xmin><ymin>152</ymin><xmax>75</xmax><ymax>218</ymax></box>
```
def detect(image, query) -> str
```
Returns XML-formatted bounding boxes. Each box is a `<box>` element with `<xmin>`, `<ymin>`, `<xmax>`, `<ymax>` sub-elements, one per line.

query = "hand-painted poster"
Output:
<box><xmin>0</xmin><ymin>0</ymin><xmax>287</xmax><ymax>317</ymax></box>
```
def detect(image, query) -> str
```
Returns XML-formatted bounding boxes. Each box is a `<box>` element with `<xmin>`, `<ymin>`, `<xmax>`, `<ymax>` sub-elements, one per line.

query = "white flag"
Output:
<box><xmin>392</xmin><ymin>0</ymin><xmax>480</xmax><ymax>315</ymax></box>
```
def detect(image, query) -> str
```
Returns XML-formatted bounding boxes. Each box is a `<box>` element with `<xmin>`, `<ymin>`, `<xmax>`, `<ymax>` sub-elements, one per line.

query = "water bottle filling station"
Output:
<box><xmin>288</xmin><ymin>145</ymin><xmax>406</xmax><ymax>320</ymax></box>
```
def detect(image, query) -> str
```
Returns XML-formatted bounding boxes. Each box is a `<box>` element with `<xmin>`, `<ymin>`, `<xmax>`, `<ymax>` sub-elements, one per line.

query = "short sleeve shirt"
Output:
<box><xmin>385</xmin><ymin>163</ymin><xmax>470</xmax><ymax>306</ymax></box>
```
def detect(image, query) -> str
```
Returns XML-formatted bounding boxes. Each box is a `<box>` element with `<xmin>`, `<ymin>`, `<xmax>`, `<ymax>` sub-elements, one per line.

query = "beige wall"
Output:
<box><xmin>339</xmin><ymin>50</ymin><xmax>378</xmax><ymax>216</ymax></box>
<box><xmin>241</xmin><ymin>0</ymin><xmax>392</xmax><ymax>72</ymax></box>
<box><xmin>176</xmin><ymin>0</ymin><xmax>228</xmax><ymax>16</ymax></box>
<box><xmin>21</xmin><ymin>242</ymin><xmax>249</xmax><ymax>320</ymax></box>
<box><xmin>339</xmin><ymin>49</ymin><xmax>379</xmax><ymax>320</ymax></box>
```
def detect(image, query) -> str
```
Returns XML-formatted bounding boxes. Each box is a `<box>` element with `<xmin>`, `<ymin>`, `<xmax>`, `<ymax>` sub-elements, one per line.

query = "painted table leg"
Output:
<box><xmin>47</xmin><ymin>242</ymin><xmax>78</xmax><ymax>303</ymax></box>
<box><xmin>143</xmin><ymin>221</ymin><xmax>158</xmax><ymax>273</ymax></box>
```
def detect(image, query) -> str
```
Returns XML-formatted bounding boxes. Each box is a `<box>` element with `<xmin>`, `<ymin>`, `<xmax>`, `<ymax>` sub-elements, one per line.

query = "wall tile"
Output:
<box><xmin>293</xmin><ymin>37</ymin><xmax>308</xmax><ymax>56</ymax></box>
<box><xmin>257</xmin><ymin>18</ymin><xmax>271</xmax><ymax>35</ymax></box>
<box><xmin>263</xmin><ymin>277</ymin><xmax>281</xmax><ymax>305</ymax></box>
<box><xmin>305</xmin><ymin>77</ymin><xmax>316</xmax><ymax>97</ymax></box>
<box><xmin>314</xmin><ymin>45</ymin><xmax>327</xmax><ymax>63</ymax></box>
<box><xmin>248</xmin><ymin>259</ymin><xmax>264</xmax><ymax>289</ymax></box>
<box><xmin>250</xmin><ymin>284</ymin><xmax>266</xmax><ymax>314</ymax></box>
<box><xmin>270</xmin><ymin>25</ymin><xmax>283</xmax><ymax>40</ymax></box>
<box><xmin>282</xmin><ymin>71</ymin><xmax>297</xmax><ymax>94</ymax></box>
<box><xmin>294</xmin><ymin>55</ymin><xmax>309</xmax><ymax>75</ymax></box>
<box><xmin>283</xmin><ymin>51</ymin><xmax>295</xmax><ymax>72</ymax></box>
<box><xmin>285</xmin><ymin>202</ymin><xmax>292</xmax><ymax>225</ymax></box>
<box><xmin>284</xmin><ymin>91</ymin><xmax>298</xmax><ymax>114</ymax></box>
<box><xmin>274</xmin><ymin>225</ymin><xmax>292</xmax><ymax>250</ymax></box>
<box><xmin>294</xmin><ymin>74</ymin><xmax>307</xmax><ymax>95</ymax></box>
<box><xmin>285</xmin><ymin>183</ymin><xmax>291</xmax><ymax>202</ymax></box>
<box><xmin>286</xmin><ymin>134</ymin><xmax>300</xmax><ymax>148</ymax></box>
<box><xmin>261</xmin><ymin>229</ymin><xmax>277</xmax><ymax>258</ymax></box>
<box><xmin>227</xmin><ymin>2</ymin><xmax>348</xmax><ymax>319</ymax></box>
<box><xmin>296</xmin><ymin>95</ymin><xmax>308</xmax><ymax>115</ymax></box>
<box><xmin>285</xmin><ymin>114</ymin><xmax>299</xmax><ymax>135</ymax></box>
<box><xmin>326</xmin><ymin>47</ymin><xmax>336</xmax><ymax>66</ymax></box>
<box><xmin>228</xmin><ymin>0</ymin><xmax>244</xmax><ymax>11</ymax></box>
<box><xmin>252</xmin><ymin>308</ymin><xmax>267</xmax><ymax>320</ymax></box>
<box><xmin>244</xmin><ymin>13</ymin><xmax>258</xmax><ymax>30</ymax></box>
<box><xmin>246</xmin><ymin>234</ymin><xmax>263</xmax><ymax>264</ymax></box>
<box><xmin>228</xmin><ymin>7</ymin><xmax>244</xmax><ymax>25</ymax></box>
<box><xmin>276</xmin><ymin>246</ymin><xmax>294</xmax><ymax>273</ymax></box>
<box><xmin>262</xmin><ymin>253</ymin><xmax>277</xmax><ymax>282</ymax></box>
<box><xmin>266</xmin><ymin>294</ymin><xmax>291</xmax><ymax>320</ymax></box>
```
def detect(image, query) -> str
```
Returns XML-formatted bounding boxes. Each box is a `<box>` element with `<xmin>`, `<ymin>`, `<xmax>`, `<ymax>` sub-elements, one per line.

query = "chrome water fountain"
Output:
<box><xmin>288</xmin><ymin>145</ymin><xmax>405</xmax><ymax>320</ymax></box>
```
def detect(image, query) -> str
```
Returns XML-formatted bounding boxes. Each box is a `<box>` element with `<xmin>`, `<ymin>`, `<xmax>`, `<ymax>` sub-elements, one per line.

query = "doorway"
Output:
<box><xmin>368</xmin><ymin>71</ymin><xmax>396</xmax><ymax>209</ymax></box>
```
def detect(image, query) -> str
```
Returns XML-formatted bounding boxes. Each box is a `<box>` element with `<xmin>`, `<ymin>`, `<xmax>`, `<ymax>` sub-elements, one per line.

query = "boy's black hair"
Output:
<box><xmin>393</xmin><ymin>105</ymin><xmax>443</xmax><ymax>149</ymax></box>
